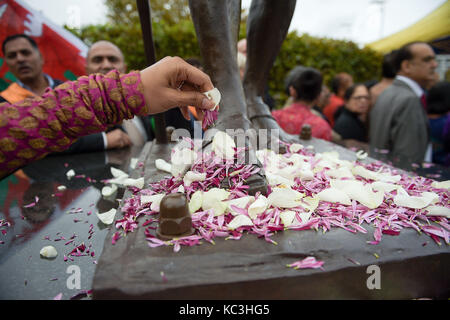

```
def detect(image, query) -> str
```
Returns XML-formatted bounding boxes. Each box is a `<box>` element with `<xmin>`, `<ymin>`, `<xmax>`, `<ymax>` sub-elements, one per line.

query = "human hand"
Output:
<box><xmin>106</xmin><ymin>129</ymin><xmax>132</xmax><ymax>149</ymax></box>
<box><xmin>140</xmin><ymin>56</ymin><xmax>216</xmax><ymax>120</ymax></box>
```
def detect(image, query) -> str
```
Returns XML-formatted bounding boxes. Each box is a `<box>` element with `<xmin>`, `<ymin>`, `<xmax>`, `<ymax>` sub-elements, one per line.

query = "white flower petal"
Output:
<box><xmin>268</xmin><ymin>187</ymin><xmax>304</xmax><ymax>208</ymax></box>
<box><xmin>371</xmin><ymin>181</ymin><xmax>402</xmax><ymax>193</ymax></box>
<box><xmin>202</xmin><ymin>188</ymin><xmax>230</xmax><ymax>216</ymax></box>
<box><xmin>129</xmin><ymin>158</ymin><xmax>138</xmax><ymax>170</ymax></box>
<box><xmin>355</xmin><ymin>185</ymin><xmax>384</xmax><ymax>209</ymax></box>
<box><xmin>183</xmin><ymin>171</ymin><xmax>207</xmax><ymax>186</ymax></box>
<box><xmin>300</xmin><ymin>196</ymin><xmax>319</xmax><ymax>213</ymax></box>
<box><xmin>315</xmin><ymin>151</ymin><xmax>351</xmax><ymax>170</ymax></box>
<box><xmin>57</xmin><ymin>185</ymin><xmax>67</xmax><ymax>191</ymax></box>
<box><xmin>431</xmin><ymin>180</ymin><xmax>450</xmax><ymax>190</ymax></box>
<box><xmin>40</xmin><ymin>245</ymin><xmax>58</xmax><ymax>259</ymax></box>
<box><xmin>265</xmin><ymin>172</ymin><xmax>294</xmax><ymax>187</ymax></box>
<box><xmin>227</xmin><ymin>214</ymin><xmax>253</xmax><ymax>230</ymax></box>
<box><xmin>66</xmin><ymin>169</ymin><xmax>75</xmax><ymax>179</ymax></box>
<box><xmin>326</xmin><ymin>167</ymin><xmax>354</xmax><ymax>179</ymax></box>
<box><xmin>97</xmin><ymin>208</ymin><xmax>117</xmax><ymax>225</ymax></box>
<box><xmin>287</xmin><ymin>153</ymin><xmax>310</xmax><ymax>169</ymax></box>
<box><xmin>170</xmin><ymin>148</ymin><xmax>197</xmax><ymax>177</ymax></box>
<box><xmin>212</xmin><ymin>131</ymin><xmax>235</xmax><ymax>160</ymax></box>
<box><xmin>189</xmin><ymin>190</ymin><xmax>203</xmax><ymax>214</ymax></box>
<box><xmin>394</xmin><ymin>192</ymin><xmax>440</xmax><ymax>209</ymax></box>
<box><xmin>424</xmin><ymin>205</ymin><xmax>450</xmax><ymax>218</ymax></box>
<box><xmin>317</xmin><ymin>188</ymin><xmax>352</xmax><ymax>205</ymax></box>
<box><xmin>101</xmin><ymin>184</ymin><xmax>118</xmax><ymax>198</ymax></box>
<box><xmin>280</xmin><ymin>210</ymin><xmax>296</xmax><ymax>227</ymax></box>
<box><xmin>298</xmin><ymin>211</ymin><xmax>312</xmax><ymax>224</ymax></box>
<box><xmin>203</xmin><ymin>87</ymin><xmax>221</xmax><ymax>110</ymax></box>
<box><xmin>141</xmin><ymin>193</ymin><xmax>165</xmax><ymax>211</ymax></box>
<box><xmin>107</xmin><ymin>175</ymin><xmax>128</xmax><ymax>185</ymax></box>
<box><xmin>289</xmin><ymin>143</ymin><xmax>304</xmax><ymax>153</ymax></box>
<box><xmin>226</xmin><ymin>196</ymin><xmax>255</xmax><ymax>216</ymax></box>
<box><xmin>355</xmin><ymin>150</ymin><xmax>368</xmax><ymax>160</ymax></box>
<box><xmin>299</xmin><ymin>169</ymin><xmax>314</xmax><ymax>181</ymax></box>
<box><xmin>331</xmin><ymin>179</ymin><xmax>383</xmax><ymax>209</ymax></box>
<box><xmin>155</xmin><ymin>159</ymin><xmax>172</xmax><ymax>173</ymax></box>
<box><xmin>248</xmin><ymin>195</ymin><xmax>269</xmax><ymax>219</ymax></box>
<box><xmin>111</xmin><ymin>167</ymin><xmax>128</xmax><ymax>179</ymax></box>
<box><xmin>123</xmin><ymin>177</ymin><xmax>145</xmax><ymax>189</ymax></box>
<box><xmin>352</xmin><ymin>166</ymin><xmax>400</xmax><ymax>183</ymax></box>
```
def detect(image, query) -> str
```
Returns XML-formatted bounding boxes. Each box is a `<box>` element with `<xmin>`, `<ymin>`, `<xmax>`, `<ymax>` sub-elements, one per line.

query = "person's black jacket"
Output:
<box><xmin>334</xmin><ymin>107</ymin><xmax>368</xmax><ymax>142</ymax></box>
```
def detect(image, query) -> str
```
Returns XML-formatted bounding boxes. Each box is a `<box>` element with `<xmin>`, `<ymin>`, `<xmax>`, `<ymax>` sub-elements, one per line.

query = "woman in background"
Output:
<box><xmin>333</xmin><ymin>83</ymin><xmax>370</xmax><ymax>146</ymax></box>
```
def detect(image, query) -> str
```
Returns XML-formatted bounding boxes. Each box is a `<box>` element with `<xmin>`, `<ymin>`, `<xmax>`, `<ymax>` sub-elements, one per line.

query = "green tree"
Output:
<box><xmin>66</xmin><ymin>0</ymin><xmax>382</xmax><ymax>108</ymax></box>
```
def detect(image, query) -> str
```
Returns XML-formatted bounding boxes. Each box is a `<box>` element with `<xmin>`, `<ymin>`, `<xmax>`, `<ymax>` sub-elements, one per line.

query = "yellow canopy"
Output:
<box><xmin>367</xmin><ymin>1</ymin><xmax>450</xmax><ymax>53</ymax></box>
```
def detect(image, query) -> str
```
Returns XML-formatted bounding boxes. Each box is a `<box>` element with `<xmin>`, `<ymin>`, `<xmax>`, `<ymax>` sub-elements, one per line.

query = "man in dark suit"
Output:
<box><xmin>369</xmin><ymin>41</ymin><xmax>438</xmax><ymax>167</ymax></box>
<box><xmin>80</xmin><ymin>40</ymin><xmax>192</xmax><ymax>148</ymax></box>
<box><xmin>64</xmin><ymin>40</ymin><xmax>134</xmax><ymax>153</ymax></box>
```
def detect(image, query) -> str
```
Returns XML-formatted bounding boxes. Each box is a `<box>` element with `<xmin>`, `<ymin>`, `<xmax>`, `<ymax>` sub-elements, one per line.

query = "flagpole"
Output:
<box><xmin>136</xmin><ymin>0</ymin><xmax>168</xmax><ymax>144</ymax></box>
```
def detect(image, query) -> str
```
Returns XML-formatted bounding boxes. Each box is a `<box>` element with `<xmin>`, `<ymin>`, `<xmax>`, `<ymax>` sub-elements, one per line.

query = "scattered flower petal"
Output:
<box><xmin>228</xmin><ymin>214</ymin><xmax>254</xmax><ymax>230</ymax></box>
<box><xmin>248</xmin><ymin>195</ymin><xmax>269</xmax><ymax>219</ymax></box>
<box><xmin>40</xmin><ymin>246</ymin><xmax>58</xmax><ymax>259</ymax></box>
<box><xmin>189</xmin><ymin>190</ymin><xmax>203</xmax><ymax>214</ymax></box>
<box><xmin>212</xmin><ymin>131</ymin><xmax>236</xmax><ymax>160</ymax></box>
<box><xmin>101</xmin><ymin>184</ymin><xmax>118</xmax><ymax>198</ymax></box>
<box><xmin>423</xmin><ymin>205</ymin><xmax>450</xmax><ymax>218</ymax></box>
<box><xmin>287</xmin><ymin>256</ymin><xmax>324</xmax><ymax>270</ymax></box>
<box><xmin>97</xmin><ymin>208</ymin><xmax>117</xmax><ymax>225</ymax></box>
<box><xmin>203</xmin><ymin>87</ymin><xmax>221</xmax><ymax>109</ymax></box>
<box><xmin>431</xmin><ymin>180</ymin><xmax>450</xmax><ymax>190</ymax></box>
<box><xmin>317</xmin><ymin>188</ymin><xmax>352</xmax><ymax>205</ymax></box>
<box><xmin>202</xmin><ymin>188</ymin><xmax>230</xmax><ymax>216</ymax></box>
<box><xmin>66</xmin><ymin>169</ymin><xmax>75</xmax><ymax>179</ymax></box>
<box><xmin>183</xmin><ymin>171</ymin><xmax>207</xmax><ymax>186</ymax></box>
<box><xmin>393</xmin><ymin>191</ymin><xmax>439</xmax><ymax>209</ymax></box>
<box><xmin>155</xmin><ymin>158</ymin><xmax>172</xmax><ymax>173</ymax></box>
<box><xmin>111</xmin><ymin>167</ymin><xmax>128</xmax><ymax>179</ymax></box>
<box><xmin>268</xmin><ymin>187</ymin><xmax>304</xmax><ymax>208</ymax></box>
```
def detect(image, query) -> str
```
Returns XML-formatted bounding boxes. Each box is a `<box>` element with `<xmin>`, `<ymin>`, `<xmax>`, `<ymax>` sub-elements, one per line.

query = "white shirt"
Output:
<box><xmin>395</xmin><ymin>75</ymin><xmax>424</xmax><ymax>98</ymax></box>
<box><xmin>103</xmin><ymin>116</ymin><xmax>148</xmax><ymax>148</ymax></box>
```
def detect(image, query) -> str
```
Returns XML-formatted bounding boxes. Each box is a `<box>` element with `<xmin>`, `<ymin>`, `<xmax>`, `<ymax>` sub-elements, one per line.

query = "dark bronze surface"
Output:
<box><xmin>0</xmin><ymin>145</ymin><xmax>146</xmax><ymax>299</ymax></box>
<box><xmin>92</xmin><ymin>139</ymin><xmax>450</xmax><ymax>299</ymax></box>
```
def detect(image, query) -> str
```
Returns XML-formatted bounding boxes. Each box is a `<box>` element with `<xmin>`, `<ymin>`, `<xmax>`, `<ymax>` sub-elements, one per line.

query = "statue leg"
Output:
<box><xmin>189</xmin><ymin>0</ymin><xmax>248</xmax><ymax>131</ymax></box>
<box><xmin>189</xmin><ymin>0</ymin><xmax>267</xmax><ymax>195</ymax></box>
<box><xmin>243</xmin><ymin>0</ymin><xmax>298</xmax><ymax>148</ymax></box>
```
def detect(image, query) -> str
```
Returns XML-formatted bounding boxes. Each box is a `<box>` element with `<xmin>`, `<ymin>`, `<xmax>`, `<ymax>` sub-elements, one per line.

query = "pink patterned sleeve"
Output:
<box><xmin>0</xmin><ymin>70</ymin><xmax>149</xmax><ymax>179</ymax></box>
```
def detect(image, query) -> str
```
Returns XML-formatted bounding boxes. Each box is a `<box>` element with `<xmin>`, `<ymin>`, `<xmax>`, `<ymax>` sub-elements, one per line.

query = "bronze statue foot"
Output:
<box><xmin>246</xmin><ymin>96</ymin><xmax>299</xmax><ymax>153</ymax></box>
<box><xmin>203</xmin><ymin>113</ymin><xmax>268</xmax><ymax>196</ymax></box>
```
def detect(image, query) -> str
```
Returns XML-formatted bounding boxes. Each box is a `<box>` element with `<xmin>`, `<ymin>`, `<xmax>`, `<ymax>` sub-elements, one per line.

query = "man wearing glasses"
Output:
<box><xmin>369</xmin><ymin>41</ymin><xmax>438</xmax><ymax>167</ymax></box>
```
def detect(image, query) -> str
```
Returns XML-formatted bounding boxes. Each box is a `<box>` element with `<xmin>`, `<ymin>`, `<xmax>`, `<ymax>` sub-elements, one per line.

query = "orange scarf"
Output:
<box><xmin>0</xmin><ymin>83</ymin><xmax>36</xmax><ymax>103</ymax></box>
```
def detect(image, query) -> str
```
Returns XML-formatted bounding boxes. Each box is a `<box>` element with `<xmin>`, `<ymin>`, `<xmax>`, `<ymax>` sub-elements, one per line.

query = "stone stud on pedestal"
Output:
<box><xmin>300</xmin><ymin>124</ymin><xmax>312</xmax><ymax>140</ymax></box>
<box><xmin>156</xmin><ymin>192</ymin><xmax>194</xmax><ymax>240</ymax></box>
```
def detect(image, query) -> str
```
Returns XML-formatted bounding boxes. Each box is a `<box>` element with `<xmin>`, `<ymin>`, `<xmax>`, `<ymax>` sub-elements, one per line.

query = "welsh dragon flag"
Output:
<box><xmin>0</xmin><ymin>0</ymin><xmax>88</xmax><ymax>90</ymax></box>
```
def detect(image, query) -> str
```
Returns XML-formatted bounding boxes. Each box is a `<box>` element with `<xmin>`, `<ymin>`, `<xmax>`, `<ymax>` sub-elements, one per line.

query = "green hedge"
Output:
<box><xmin>69</xmin><ymin>20</ymin><xmax>382</xmax><ymax>108</ymax></box>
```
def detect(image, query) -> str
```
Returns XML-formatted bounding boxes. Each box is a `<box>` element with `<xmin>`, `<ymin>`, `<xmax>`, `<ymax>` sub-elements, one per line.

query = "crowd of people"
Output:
<box><xmin>0</xmin><ymin>31</ymin><xmax>448</xmax><ymax>180</ymax></box>
<box><xmin>272</xmin><ymin>41</ymin><xmax>449</xmax><ymax>168</ymax></box>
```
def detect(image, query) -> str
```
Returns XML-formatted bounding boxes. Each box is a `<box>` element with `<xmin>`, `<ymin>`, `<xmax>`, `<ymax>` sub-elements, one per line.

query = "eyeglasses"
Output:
<box><xmin>351</xmin><ymin>96</ymin><xmax>370</xmax><ymax>101</ymax></box>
